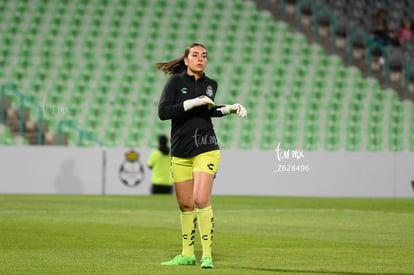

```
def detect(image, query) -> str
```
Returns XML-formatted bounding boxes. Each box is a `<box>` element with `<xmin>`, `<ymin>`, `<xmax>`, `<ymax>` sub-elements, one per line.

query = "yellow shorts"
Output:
<box><xmin>170</xmin><ymin>150</ymin><xmax>220</xmax><ymax>182</ymax></box>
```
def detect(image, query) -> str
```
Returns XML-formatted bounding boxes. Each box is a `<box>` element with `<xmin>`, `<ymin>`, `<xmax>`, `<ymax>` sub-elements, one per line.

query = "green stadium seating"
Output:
<box><xmin>0</xmin><ymin>0</ymin><xmax>413</xmax><ymax>152</ymax></box>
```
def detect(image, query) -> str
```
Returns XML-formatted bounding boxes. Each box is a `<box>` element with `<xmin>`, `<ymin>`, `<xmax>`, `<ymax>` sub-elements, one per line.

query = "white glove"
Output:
<box><xmin>217</xmin><ymin>103</ymin><xmax>247</xmax><ymax>117</ymax></box>
<box><xmin>183</xmin><ymin>96</ymin><xmax>215</xmax><ymax>111</ymax></box>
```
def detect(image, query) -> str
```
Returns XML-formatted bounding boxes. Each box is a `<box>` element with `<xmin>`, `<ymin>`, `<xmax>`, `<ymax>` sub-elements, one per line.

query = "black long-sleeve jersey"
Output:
<box><xmin>158</xmin><ymin>71</ymin><xmax>225</xmax><ymax>158</ymax></box>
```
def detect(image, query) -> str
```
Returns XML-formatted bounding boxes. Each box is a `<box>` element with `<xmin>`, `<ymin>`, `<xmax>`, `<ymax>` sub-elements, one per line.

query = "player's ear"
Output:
<box><xmin>184</xmin><ymin>56</ymin><xmax>189</xmax><ymax>66</ymax></box>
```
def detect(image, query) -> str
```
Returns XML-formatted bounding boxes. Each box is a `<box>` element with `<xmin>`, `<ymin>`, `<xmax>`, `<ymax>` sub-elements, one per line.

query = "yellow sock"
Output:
<box><xmin>180</xmin><ymin>209</ymin><xmax>197</xmax><ymax>257</ymax></box>
<box><xmin>196</xmin><ymin>206</ymin><xmax>214</xmax><ymax>257</ymax></box>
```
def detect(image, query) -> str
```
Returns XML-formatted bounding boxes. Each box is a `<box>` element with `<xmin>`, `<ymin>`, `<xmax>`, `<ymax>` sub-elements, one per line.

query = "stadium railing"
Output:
<box><xmin>58</xmin><ymin>119</ymin><xmax>102</xmax><ymax>147</ymax></box>
<box><xmin>296</xmin><ymin>0</ymin><xmax>337</xmax><ymax>54</ymax></box>
<box><xmin>0</xmin><ymin>84</ymin><xmax>43</xmax><ymax>144</ymax></box>
<box><xmin>348</xmin><ymin>29</ymin><xmax>390</xmax><ymax>89</ymax></box>
<box><xmin>406</xmin><ymin>61</ymin><xmax>414</xmax><ymax>100</ymax></box>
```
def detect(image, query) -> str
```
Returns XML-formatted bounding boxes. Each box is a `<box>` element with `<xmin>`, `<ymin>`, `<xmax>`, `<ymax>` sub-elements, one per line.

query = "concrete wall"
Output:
<box><xmin>1</xmin><ymin>145</ymin><xmax>413</xmax><ymax>197</ymax></box>
<box><xmin>216</xmin><ymin>150</ymin><xmax>414</xmax><ymax>197</ymax></box>
<box><xmin>0</xmin><ymin>146</ymin><xmax>103</xmax><ymax>194</ymax></box>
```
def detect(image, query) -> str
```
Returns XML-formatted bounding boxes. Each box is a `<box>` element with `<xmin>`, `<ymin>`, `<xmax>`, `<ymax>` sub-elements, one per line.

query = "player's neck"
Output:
<box><xmin>187</xmin><ymin>69</ymin><xmax>203</xmax><ymax>80</ymax></box>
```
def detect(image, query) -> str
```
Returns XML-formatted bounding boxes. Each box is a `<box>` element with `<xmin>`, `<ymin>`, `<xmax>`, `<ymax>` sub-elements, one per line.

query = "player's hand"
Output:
<box><xmin>217</xmin><ymin>103</ymin><xmax>247</xmax><ymax>117</ymax></box>
<box><xmin>183</xmin><ymin>96</ymin><xmax>215</xmax><ymax>111</ymax></box>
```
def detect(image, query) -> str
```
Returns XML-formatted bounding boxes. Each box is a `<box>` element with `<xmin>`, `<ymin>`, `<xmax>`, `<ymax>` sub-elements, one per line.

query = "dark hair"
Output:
<box><xmin>155</xmin><ymin>43</ymin><xmax>207</xmax><ymax>75</ymax></box>
<box><xmin>158</xmin><ymin>135</ymin><xmax>170</xmax><ymax>155</ymax></box>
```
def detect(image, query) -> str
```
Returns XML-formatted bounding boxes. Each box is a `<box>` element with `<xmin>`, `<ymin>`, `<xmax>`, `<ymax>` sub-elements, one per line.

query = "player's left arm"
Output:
<box><xmin>216</xmin><ymin>103</ymin><xmax>247</xmax><ymax>118</ymax></box>
<box><xmin>207</xmin><ymin>80</ymin><xmax>247</xmax><ymax>118</ymax></box>
<box><xmin>209</xmin><ymin>105</ymin><xmax>227</xmax><ymax>117</ymax></box>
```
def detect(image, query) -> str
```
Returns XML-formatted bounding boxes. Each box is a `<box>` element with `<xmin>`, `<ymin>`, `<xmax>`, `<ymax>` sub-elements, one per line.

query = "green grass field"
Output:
<box><xmin>1</xmin><ymin>195</ymin><xmax>413</xmax><ymax>275</ymax></box>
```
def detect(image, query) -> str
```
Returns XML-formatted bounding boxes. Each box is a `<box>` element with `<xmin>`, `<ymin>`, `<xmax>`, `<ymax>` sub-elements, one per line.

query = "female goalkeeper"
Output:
<box><xmin>156</xmin><ymin>43</ymin><xmax>247</xmax><ymax>269</ymax></box>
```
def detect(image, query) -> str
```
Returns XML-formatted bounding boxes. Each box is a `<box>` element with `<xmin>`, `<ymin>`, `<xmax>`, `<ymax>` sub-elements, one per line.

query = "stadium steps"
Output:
<box><xmin>256</xmin><ymin>0</ymin><xmax>414</xmax><ymax>100</ymax></box>
<box><xmin>0</xmin><ymin>90</ymin><xmax>73</xmax><ymax>145</ymax></box>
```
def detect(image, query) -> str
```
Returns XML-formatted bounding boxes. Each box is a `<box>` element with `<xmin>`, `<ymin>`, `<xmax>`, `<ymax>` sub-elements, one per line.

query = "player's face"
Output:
<box><xmin>185</xmin><ymin>46</ymin><xmax>207</xmax><ymax>75</ymax></box>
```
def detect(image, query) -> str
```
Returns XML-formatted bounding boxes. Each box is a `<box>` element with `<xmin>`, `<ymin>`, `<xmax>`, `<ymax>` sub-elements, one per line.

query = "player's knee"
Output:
<box><xmin>178</xmin><ymin>201</ymin><xmax>195</xmax><ymax>212</ymax></box>
<box><xmin>194</xmin><ymin>198</ymin><xmax>210</xmax><ymax>209</ymax></box>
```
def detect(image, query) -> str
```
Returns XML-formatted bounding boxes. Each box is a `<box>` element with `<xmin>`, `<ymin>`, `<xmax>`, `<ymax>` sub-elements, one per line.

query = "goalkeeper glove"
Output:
<box><xmin>183</xmin><ymin>96</ymin><xmax>215</xmax><ymax>111</ymax></box>
<box><xmin>217</xmin><ymin>103</ymin><xmax>247</xmax><ymax>117</ymax></box>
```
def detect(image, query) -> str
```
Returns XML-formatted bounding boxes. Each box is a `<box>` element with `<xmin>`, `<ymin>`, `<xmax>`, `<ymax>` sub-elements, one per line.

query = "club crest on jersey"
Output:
<box><xmin>206</xmin><ymin>85</ymin><xmax>213</xmax><ymax>97</ymax></box>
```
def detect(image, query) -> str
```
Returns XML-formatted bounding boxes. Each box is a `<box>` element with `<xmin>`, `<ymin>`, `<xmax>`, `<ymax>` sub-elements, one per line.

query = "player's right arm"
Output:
<box><xmin>158</xmin><ymin>76</ymin><xmax>186</xmax><ymax>120</ymax></box>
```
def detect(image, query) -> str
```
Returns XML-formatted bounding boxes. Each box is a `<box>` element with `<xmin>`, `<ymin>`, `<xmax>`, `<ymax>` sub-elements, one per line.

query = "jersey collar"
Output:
<box><xmin>183</xmin><ymin>71</ymin><xmax>206</xmax><ymax>80</ymax></box>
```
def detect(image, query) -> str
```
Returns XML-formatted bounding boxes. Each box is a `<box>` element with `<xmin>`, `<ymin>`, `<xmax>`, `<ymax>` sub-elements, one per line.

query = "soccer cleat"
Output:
<box><xmin>200</xmin><ymin>256</ymin><xmax>214</xmax><ymax>268</ymax></box>
<box><xmin>161</xmin><ymin>255</ymin><xmax>196</xmax><ymax>266</ymax></box>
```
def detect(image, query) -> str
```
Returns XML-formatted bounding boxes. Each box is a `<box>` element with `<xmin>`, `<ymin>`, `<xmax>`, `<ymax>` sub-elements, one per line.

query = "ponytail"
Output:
<box><xmin>155</xmin><ymin>43</ymin><xmax>207</xmax><ymax>75</ymax></box>
<box><xmin>155</xmin><ymin>56</ymin><xmax>186</xmax><ymax>75</ymax></box>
